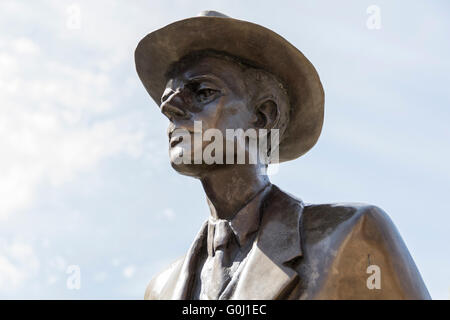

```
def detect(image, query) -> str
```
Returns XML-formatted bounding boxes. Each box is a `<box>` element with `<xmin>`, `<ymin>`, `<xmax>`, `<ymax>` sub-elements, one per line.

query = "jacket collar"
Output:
<box><xmin>171</xmin><ymin>220</ymin><xmax>208</xmax><ymax>299</ymax></box>
<box><xmin>206</xmin><ymin>183</ymin><xmax>272</xmax><ymax>255</ymax></box>
<box><xmin>227</xmin><ymin>185</ymin><xmax>304</xmax><ymax>299</ymax></box>
<box><xmin>171</xmin><ymin>184</ymin><xmax>304</xmax><ymax>299</ymax></box>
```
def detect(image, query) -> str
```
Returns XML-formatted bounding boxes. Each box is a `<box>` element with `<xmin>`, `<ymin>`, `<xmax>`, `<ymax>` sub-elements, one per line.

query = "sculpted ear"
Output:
<box><xmin>253</xmin><ymin>99</ymin><xmax>279</xmax><ymax>129</ymax></box>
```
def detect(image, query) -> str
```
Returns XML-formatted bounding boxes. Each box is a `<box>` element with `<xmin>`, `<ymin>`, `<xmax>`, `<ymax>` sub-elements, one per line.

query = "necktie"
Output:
<box><xmin>200</xmin><ymin>219</ymin><xmax>238</xmax><ymax>299</ymax></box>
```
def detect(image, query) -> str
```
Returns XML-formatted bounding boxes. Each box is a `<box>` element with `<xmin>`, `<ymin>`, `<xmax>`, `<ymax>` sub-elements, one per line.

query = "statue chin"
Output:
<box><xmin>168</xmin><ymin>143</ymin><xmax>261</xmax><ymax>177</ymax></box>
<box><xmin>170</xmin><ymin>160</ymin><xmax>228</xmax><ymax>179</ymax></box>
<box><xmin>169</xmin><ymin>147</ymin><xmax>209</xmax><ymax>178</ymax></box>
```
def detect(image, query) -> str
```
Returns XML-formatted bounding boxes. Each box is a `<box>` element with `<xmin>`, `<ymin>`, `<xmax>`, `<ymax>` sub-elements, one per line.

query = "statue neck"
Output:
<box><xmin>200</xmin><ymin>164</ymin><xmax>270</xmax><ymax>221</ymax></box>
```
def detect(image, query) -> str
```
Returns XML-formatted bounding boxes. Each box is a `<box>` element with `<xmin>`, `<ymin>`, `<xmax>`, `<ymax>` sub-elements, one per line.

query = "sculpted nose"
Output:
<box><xmin>160</xmin><ymin>89</ymin><xmax>190</xmax><ymax>120</ymax></box>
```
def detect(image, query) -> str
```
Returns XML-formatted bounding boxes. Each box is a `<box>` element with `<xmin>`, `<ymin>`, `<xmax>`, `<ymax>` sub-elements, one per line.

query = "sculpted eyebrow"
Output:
<box><xmin>187</xmin><ymin>75</ymin><xmax>222</xmax><ymax>85</ymax></box>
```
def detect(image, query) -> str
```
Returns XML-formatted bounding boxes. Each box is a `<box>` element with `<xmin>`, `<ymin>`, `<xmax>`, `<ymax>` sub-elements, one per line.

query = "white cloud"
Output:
<box><xmin>12</xmin><ymin>37</ymin><xmax>40</xmax><ymax>55</ymax></box>
<box><xmin>94</xmin><ymin>272</ymin><xmax>108</xmax><ymax>283</ymax></box>
<box><xmin>0</xmin><ymin>240</ymin><xmax>39</xmax><ymax>292</ymax></box>
<box><xmin>112</xmin><ymin>258</ymin><xmax>121</xmax><ymax>267</ymax></box>
<box><xmin>122</xmin><ymin>265</ymin><xmax>136</xmax><ymax>279</ymax></box>
<box><xmin>47</xmin><ymin>275</ymin><xmax>58</xmax><ymax>285</ymax></box>
<box><xmin>162</xmin><ymin>208</ymin><xmax>176</xmax><ymax>221</ymax></box>
<box><xmin>48</xmin><ymin>256</ymin><xmax>67</xmax><ymax>272</ymax></box>
<box><xmin>0</xmin><ymin>36</ymin><xmax>145</xmax><ymax>219</ymax></box>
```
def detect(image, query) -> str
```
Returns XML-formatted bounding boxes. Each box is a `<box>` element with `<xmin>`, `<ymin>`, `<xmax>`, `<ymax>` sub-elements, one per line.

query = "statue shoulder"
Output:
<box><xmin>300</xmin><ymin>202</ymin><xmax>409</xmax><ymax>256</ymax></box>
<box><xmin>300</xmin><ymin>203</ymin><xmax>431</xmax><ymax>299</ymax></box>
<box><xmin>144</xmin><ymin>255</ymin><xmax>185</xmax><ymax>300</ymax></box>
<box><xmin>301</xmin><ymin>202</ymin><xmax>391</xmax><ymax>235</ymax></box>
<box><xmin>269</xmin><ymin>186</ymin><xmax>396</xmax><ymax>241</ymax></box>
<box><xmin>271</xmin><ymin>185</ymin><xmax>385</xmax><ymax>232</ymax></box>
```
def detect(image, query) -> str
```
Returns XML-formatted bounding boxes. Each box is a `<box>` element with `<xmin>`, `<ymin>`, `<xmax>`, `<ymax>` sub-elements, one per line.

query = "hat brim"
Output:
<box><xmin>135</xmin><ymin>16</ymin><xmax>324</xmax><ymax>162</ymax></box>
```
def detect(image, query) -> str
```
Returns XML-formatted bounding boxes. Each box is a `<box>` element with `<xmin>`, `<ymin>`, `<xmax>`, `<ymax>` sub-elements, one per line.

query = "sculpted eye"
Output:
<box><xmin>196</xmin><ymin>88</ymin><xmax>217</xmax><ymax>103</ymax></box>
<box><xmin>161</xmin><ymin>88</ymin><xmax>174</xmax><ymax>103</ymax></box>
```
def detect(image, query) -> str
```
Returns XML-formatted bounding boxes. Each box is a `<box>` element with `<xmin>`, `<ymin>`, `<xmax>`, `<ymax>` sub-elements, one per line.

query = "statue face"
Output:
<box><xmin>160</xmin><ymin>56</ymin><xmax>257</xmax><ymax>177</ymax></box>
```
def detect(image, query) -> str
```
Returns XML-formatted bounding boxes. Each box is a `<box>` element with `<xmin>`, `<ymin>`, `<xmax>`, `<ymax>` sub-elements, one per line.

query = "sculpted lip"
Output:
<box><xmin>169</xmin><ymin>130</ymin><xmax>193</xmax><ymax>148</ymax></box>
<box><xmin>170</xmin><ymin>135</ymin><xmax>183</xmax><ymax>147</ymax></box>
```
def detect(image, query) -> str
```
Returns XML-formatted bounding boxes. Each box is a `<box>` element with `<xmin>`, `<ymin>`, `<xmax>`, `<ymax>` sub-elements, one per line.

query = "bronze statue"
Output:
<box><xmin>135</xmin><ymin>11</ymin><xmax>430</xmax><ymax>299</ymax></box>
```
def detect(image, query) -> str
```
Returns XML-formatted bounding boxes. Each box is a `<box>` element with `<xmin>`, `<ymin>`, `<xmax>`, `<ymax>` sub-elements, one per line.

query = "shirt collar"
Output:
<box><xmin>207</xmin><ymin>183</ymin><xmax>272</xmax><ymax>253</ymax></box>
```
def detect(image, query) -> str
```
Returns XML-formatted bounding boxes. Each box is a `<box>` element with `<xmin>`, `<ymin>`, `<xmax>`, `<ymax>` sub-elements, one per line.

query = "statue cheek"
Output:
<box><xmin>222</xmin><ymin>99</ymin><xmax>249</xmax><ymax>120</ymax></box>
<box><xmin>225</xmin><ymin>105</ymin><xmax>239</xmax><ymax>116</ymax></box>
<box><xmin>230</xmin><ymin>104</ymin><xmax>255</xmax><ymax>129</ymax></box>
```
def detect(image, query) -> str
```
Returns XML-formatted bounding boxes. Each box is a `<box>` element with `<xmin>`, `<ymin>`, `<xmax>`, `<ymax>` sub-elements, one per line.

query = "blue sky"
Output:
<box><xmin>0</xmin><ymin>0</ymin><xmax>449</xmax><ymax>299</ymax></box>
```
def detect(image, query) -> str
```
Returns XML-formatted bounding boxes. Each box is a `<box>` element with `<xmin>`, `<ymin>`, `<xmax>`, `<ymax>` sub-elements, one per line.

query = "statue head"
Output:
<box><xmin>135</xmin><ymin>11</ymin><xmax>325</xmax><ymax>173</ymax></box>
<box><xmin>161</xmin><ymin>50</ymin><xmax>290</xmax><ymax>177</ymax></box>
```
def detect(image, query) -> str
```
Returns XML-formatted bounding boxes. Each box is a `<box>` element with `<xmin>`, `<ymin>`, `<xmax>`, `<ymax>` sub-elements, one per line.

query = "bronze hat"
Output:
<box><xmin>135</xmin><ymin>10</ymin><xmax>324</xmax><ymax>162</ymax></box>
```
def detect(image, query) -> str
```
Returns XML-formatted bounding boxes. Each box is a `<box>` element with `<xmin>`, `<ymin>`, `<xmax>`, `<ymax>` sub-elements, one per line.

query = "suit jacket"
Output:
<box><xmin>145</xmin><ymin>185</ymin><xmax>430</xmax><ymax>299</ymax></box>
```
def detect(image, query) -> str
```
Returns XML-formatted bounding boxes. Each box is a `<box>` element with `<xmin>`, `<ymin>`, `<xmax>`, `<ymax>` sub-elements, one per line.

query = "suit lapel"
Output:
<box><xmin>171</xmin><ymin>220</ymin><xmax>208</xmax><ymax>299</ymax></box>
<box><xmin>170</xmin><ymin>186</ymin><xmax>304</xmax><ymax>300</ymax></box>
<box><xmin>230</xmin><ymin>186</ymin><xmax>304</xmax><ymax>299</ymax></box>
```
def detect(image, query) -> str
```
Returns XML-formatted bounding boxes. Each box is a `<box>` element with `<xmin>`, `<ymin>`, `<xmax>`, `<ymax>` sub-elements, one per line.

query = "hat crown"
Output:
<box><xmin>197</xmin><ymin>10</ymin><xmax>229</xmax><ymax>18</ymax></box>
